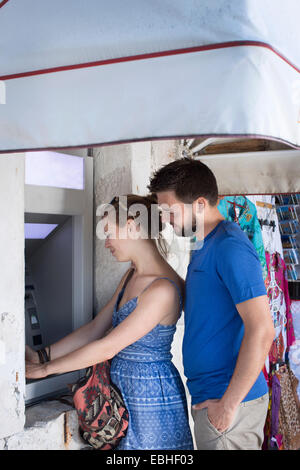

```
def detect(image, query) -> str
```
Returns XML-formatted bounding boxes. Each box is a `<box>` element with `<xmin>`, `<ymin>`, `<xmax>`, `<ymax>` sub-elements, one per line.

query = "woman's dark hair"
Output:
<box><xmin>147</xmin><ymin>157</ymin><xmax>219</xmax><ymax>206</ymax></box>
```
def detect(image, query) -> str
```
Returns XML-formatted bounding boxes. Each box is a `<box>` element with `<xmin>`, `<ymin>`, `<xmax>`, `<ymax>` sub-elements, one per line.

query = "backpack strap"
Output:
<box><xmin>121</xmin><ymin>267</ymin><xmax>135</xmax><ymax>291</ymax></box>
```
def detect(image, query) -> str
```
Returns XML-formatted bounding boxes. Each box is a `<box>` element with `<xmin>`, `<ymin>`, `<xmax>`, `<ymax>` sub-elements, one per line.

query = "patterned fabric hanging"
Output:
<box><xmin>217</xmin><ymin>196</ymin><xmax>268</xmax><ymax>280</ymax></box>
<box><xmin>276</xmin><ymin>364</ymin><xmax>300</xmax><ymax>450</ymax></box>
<box><xmin>265</xmin><ymin>252</ymin><xmax>296</xmax><ymax>366</ymax></box>
<box><xmin>247</xmin><ymin>195</ymin><xmax>283</xmax><ymax>259</ymax></box>
<box><xmin>289</xmin><ymin>300</ymin><xmax>300</xmax><ymax>400</ymax></box>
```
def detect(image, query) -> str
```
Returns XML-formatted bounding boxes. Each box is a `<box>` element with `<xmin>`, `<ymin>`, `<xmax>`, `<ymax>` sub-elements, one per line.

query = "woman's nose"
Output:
<box><xmin>161</xmin><ymin>212</ymin><xmax>168</xmax><ymax>224</ymax></box>
<box><xmin>161</xmin><ymin>212</ymin><xmax>174</xmax><ymax>225</ymax></box>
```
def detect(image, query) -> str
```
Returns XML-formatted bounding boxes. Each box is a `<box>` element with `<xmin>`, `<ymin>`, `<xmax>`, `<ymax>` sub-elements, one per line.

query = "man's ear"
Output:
<box><xmin>195</xmin><ymin>197</ymin><xmax>205</xmax><ymax>213</ymax></box>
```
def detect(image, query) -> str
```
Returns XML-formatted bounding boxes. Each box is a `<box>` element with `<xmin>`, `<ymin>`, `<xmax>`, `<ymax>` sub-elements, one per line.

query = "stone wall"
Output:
<box><xmin>1</xmin><ymin>401</ymin><xmax>86</xmax><ymax>450</ymax></box>
<box><xmin>0</xmin><ymin>154</ymin><xmax>26</xmax><ymax>441</ymax></box>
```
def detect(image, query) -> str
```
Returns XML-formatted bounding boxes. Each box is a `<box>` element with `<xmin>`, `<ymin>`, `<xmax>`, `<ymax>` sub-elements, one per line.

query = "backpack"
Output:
<box><xmin>71</xmin><ymin>360</ymin><xmax>129</xmax><ymax>450</ymax></box>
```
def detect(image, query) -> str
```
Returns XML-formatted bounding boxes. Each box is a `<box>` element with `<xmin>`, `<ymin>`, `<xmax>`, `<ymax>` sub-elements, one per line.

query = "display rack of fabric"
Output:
<box><xmin>248</xmin><ymin>194</ymin><xmax>299</xmax><ymax>450</ymax></box>
<box><xmin>222</xmin><ymin>195</ymin><xmax>298</xmax><ymax>449</ymax></box>
<box><xmin>276</xmin><ymin>194</ymin><xmax>300</xmax><ymax>283</ymax></box>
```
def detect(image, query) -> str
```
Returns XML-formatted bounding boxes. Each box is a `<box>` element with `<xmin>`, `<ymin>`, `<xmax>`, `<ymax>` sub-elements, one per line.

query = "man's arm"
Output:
<box><xmin>221</xmin><ymin>295</ymin><xmax>274</xmax><ymax>409</ymax></box>
<box><xmin>193</xmin><ymin>294</ymin><xmax>275</xmax><ymax>432</ymax></box>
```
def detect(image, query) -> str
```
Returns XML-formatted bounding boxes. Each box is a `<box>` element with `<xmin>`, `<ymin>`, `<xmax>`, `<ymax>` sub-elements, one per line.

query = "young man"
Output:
<box><xmin>148</xmin><ymin>157</ymin><xmax>275</xmax><ymax>450</ymax></box>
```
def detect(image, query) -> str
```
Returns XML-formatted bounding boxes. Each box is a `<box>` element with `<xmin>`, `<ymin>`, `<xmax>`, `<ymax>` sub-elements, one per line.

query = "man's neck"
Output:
<box><xmin>195</xmin><ymin>209</ymin><xmax>225</xmax><ymax>241</ymax></box>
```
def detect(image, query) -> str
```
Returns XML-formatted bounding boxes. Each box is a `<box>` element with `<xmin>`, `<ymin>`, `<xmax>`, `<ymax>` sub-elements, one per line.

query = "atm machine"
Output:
<box><xmin>24</xmin><ymin>151</ymin><xmax>93</xmax><ymax>405</ymax></box>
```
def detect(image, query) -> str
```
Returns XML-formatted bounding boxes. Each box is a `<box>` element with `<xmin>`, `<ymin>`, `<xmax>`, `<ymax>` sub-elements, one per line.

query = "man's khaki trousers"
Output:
<box><xmin>191</xmin><ymin>393</ymin><xmax>269</xmax><ymax>450</ymax></box>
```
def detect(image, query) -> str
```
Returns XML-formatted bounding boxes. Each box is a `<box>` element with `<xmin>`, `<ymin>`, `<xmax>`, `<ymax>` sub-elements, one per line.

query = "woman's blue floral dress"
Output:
<box><xmin>110</xmin><ymin>277</ymin><xmax>194</xmax><ymax>450</ymax></box>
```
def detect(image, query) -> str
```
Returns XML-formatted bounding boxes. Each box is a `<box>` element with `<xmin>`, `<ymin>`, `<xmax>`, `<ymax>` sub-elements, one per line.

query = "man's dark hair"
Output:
<box><xmin>148</xmin><ymin>157</ymin><xmax>219</xmax><ymax>206</ymax></box>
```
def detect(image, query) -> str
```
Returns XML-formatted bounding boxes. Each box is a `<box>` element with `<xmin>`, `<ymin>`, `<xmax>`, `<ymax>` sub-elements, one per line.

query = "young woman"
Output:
<box><xmin>25</xmin><ymin>193</ymin><xmax>193</xmax><ymax>450</ymax></box>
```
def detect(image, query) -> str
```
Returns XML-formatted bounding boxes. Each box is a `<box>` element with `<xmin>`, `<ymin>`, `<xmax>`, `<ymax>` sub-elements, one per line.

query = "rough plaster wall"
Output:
<box><xmin>131</xmin><ymin>141</ymin><xmax>152</xmax><ymax>196</ymax></box>
<box><xmin>2</xmin><ymin>401</ymin><xmax>86</xmax><ymax>450</ymax></box>
<box><xmin>0</xmin><ymin>154</ymin><xmax>25</xmax><ymax>440</ymax></box>
<box><xmin>93</xmin><ymin>144</ymin><xmax>133</xmax><ymax>314</ymax></box>
<box><xmin>150</xmin><ymin>139</ymin><xmax>181</xmax><ymax>174</ymax></box>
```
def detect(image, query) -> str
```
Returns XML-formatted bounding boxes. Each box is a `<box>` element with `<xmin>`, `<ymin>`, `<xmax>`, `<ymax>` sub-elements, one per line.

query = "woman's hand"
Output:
<box><xmin>25</xmin><ymin>361</ymin><xmax>48</xmax><ymax>379</ymax></box>
<box><xmin>25</xmin><ymin>345</ymin><xmax>39</xmax><ymax>364</ymax></box>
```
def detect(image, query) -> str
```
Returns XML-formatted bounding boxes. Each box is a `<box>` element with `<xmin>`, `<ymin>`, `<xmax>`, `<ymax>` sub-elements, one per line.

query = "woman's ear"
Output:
<box><xmin>127</xmin><ymin>219</ymin><xmax>133</xmax><ymax>232</ymax></box>
<box><xmin>127</xmin><ymin>219</ymin><xmax>143</xmax><ymax>241</ymax></box>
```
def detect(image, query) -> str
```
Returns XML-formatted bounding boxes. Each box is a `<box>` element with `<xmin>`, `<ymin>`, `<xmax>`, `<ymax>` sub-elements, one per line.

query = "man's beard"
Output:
<box><xmin>173</xmin><ymin>217</ymin><xmax>198</xmax><ymax>238</ymax></box>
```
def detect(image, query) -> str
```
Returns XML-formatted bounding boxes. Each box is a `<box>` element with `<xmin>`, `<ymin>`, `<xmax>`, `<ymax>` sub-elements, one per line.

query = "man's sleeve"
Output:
<box><xmin>216</xmin><ymin>236</ymin><xmax>267</xmax><ymax>305</ymax></box>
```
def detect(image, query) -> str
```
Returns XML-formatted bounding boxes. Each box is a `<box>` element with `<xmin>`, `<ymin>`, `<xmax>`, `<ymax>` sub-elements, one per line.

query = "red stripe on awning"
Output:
<box><xmin>0</xmin><ymin>0</ymin><xmax>10</xmax><ymax>9</ymax></box>
<box><xmin>1</xmin><ymin>40</ymin><xmax>299</xmax><ymax>81</ymax></box>
<box><xmin>0</xmin><ymin>132</ymin><xmax>299</xmax><ymax>154</ymax></box>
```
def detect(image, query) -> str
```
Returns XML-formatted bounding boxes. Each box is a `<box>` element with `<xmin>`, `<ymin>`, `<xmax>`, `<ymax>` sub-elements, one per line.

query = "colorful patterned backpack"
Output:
<box><xmin>71</xmin><ymin>360</ymin><xmax>129</xmax><ymax>450</ymax></box>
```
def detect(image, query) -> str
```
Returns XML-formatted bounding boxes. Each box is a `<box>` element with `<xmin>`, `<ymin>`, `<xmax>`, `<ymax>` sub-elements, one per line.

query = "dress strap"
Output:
<box><xmin>139</xmin><ymin>277</ymin><xmax>183</xmax><ymax>313</ymax></box>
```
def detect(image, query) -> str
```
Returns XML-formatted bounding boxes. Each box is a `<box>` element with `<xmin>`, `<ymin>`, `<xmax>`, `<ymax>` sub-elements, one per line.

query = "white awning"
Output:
<box><xmin>0</xmin><ymin>0</ymin><xmax>300</xmax><ymax>153</ymax></box>
<box><xmin>197</xmin><ymin>150</ymin><xmax>300</xmax><ymax>195</ymax></box>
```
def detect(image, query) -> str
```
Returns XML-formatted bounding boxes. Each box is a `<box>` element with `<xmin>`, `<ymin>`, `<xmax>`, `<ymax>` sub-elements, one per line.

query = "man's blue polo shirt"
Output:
<box><xmin>183</xmin><ymin>220</ymin><xmax>268</xmax><ymax>405</ymax></box>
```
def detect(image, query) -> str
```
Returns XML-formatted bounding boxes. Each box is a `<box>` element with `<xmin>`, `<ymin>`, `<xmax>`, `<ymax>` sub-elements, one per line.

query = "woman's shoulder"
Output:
<box><xmin>147</xmin><ymin>271</ymin><xmax>184</xmax><ymax>301</ymax></box>
<box><xmin>160</xmin><ymin>269</ymin><xmax>184</xmax><ymax>289</ymax></box>
<box><xmin>128</xmin><ymin>264</ymin><xmax>184</xmax><ymax>302</ymax></box>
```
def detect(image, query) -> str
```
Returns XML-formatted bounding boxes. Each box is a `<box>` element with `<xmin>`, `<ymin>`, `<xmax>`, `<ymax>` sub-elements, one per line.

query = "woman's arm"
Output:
<box><xmin>26</xmin><ymin>268</ymin><xmax>132</xmax><ymax>364</ymax></box>
<box><xmin>26</xmin><ymin>278</ymin><xmax>176</xmax><ymax>378</ymax></box>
